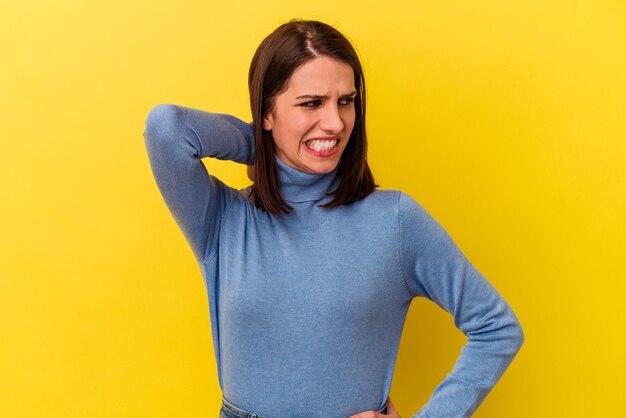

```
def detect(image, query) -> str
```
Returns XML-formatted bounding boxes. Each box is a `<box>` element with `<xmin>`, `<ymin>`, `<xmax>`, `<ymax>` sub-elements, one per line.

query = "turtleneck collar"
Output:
<box><xmin>275</xmin><ymin>156</ymin><xmax>341</xmax><ymax>203</ymax></box>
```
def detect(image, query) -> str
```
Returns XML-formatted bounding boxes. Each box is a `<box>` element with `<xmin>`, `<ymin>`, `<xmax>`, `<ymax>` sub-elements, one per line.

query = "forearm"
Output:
<box><xmin>413</xmin><ymin>311</ymin><xmax>524</xmax><ymax>417</ymax></box>
<box><xmin>145</xmin><ymin>103</ymin><xmax>255</xmax><ymax>165</ymax></box>
<box><xmin>413</xmin><ymin>248</ymin><xmax>524</xmax><ymax>418</ymax></box>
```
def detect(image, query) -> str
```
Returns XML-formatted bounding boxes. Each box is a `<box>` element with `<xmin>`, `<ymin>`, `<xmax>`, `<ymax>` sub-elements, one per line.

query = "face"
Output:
<box><xmin>263</xmin><ymin>56</ymin><xmax>357</xmax><ymax>174</ymax></box>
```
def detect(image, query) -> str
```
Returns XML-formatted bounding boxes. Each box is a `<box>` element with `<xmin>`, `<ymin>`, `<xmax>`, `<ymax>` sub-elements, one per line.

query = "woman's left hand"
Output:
<box><xmin>349</xmin><ymin>396</ymin><xmax>400</xmax><ymax>418</ymax></box>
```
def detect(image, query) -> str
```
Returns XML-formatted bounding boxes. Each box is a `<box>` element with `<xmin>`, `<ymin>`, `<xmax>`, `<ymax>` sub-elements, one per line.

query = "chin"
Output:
<box><xmin>305</xmin><ymin>160</ymin><xmax>340</xmax><ymax>174</ymax></box>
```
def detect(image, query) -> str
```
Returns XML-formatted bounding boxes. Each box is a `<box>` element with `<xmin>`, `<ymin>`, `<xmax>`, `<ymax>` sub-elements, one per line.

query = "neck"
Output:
<box><xmin>275</xmin><ymin>156</ymin><xmax>340</xmax><ymax>203</ymax></box>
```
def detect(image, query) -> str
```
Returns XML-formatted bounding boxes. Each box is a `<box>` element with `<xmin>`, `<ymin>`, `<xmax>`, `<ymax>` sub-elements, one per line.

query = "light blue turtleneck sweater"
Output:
<box><xmin>142</xmin><ymin>104</ymin><xmax>524</xmax><ymax>418</ymax></box>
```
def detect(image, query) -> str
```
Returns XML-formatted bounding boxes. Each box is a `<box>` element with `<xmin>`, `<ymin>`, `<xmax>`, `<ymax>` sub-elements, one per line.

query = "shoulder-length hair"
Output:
<box><xmin>248</xmin><ymin>19</ymin><xmax>377</xmax><ymax>215</ymax></box>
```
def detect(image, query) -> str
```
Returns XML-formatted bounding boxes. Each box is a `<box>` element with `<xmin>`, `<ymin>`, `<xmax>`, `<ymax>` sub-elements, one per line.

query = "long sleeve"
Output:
<box><xmin>142</xmin><ymin>104</ymin><xmax>254</xmax><ymax>264</ymax></box>
<box><xmin>398</xmin><ymin>192</ymin><xmax>524</xmax><ymax>418</ymax></box>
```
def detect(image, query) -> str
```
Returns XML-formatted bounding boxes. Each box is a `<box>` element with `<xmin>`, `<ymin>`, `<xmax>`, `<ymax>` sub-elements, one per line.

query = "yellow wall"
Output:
<box><xmin>1</xmin><ymin>1</ymin><xmax>625</xmax><ymax>417</ymax></box>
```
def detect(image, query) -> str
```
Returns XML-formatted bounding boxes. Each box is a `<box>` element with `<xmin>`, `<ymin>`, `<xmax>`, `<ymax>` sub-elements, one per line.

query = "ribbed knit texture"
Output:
<box><xmin>142</xmin><ymin>104</ymin><xmax>524</xmax><ymax>418</ymax></box>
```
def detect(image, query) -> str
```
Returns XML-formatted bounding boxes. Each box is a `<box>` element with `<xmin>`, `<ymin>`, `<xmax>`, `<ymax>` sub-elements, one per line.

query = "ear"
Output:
<box><xmin>263</xmin><ymin>113</ymin><xmax>273</xmax><ymax>131</ymax></box>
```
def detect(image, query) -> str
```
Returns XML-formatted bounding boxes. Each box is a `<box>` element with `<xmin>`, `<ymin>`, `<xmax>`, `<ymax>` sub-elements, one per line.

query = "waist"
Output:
<box><xmin>220</xmin><ymin>396</ymin><xmax>388</xmax><ymax>418</ymax></box>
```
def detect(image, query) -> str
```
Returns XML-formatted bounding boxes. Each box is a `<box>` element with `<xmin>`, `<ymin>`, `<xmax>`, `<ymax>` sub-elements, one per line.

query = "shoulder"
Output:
<box><xmin>343</xmin><ymin>189</ymin><xmax>419</xmax><ymax>230</ymax></box>
<box><xmin>346</xmin><ymin>188</ymin><xmax>428</xmax><ymax>219</ymax></box>
<box><xmin>379</xmin><ymin>190</ymin><xmax>445</xmax><ymax>240</ymax></box>
<box><xmin>358</xmin><ymin>188</ymin><xmax>402</xmax><ymax>208</ymax></box>
<box><xmin>360</xmin><ymin>188</ymin><xmax>426</xmax><ymax>216</ymax></box>
<box><xmin>395</xmin><ymin>192</ymin><xmax>457</xmax><ymax>254</ymax></box>
<box><xmin>396</xmin><ymin>191</ymin><xmax>429</xmax><ymax>218</ymax></box>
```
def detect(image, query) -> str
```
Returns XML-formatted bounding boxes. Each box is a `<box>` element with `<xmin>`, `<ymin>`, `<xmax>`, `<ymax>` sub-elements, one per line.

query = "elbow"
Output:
<box><xmin>486</xmin><ymin>306</ymin><xmax>525</xmax><ymax>355</ymax></box>
<box><xmin>514</xmin><ymin>321</ymin><xmax>526</xmax><ymax>353</ymax></box>
<box><xmin>498</xmin><ymin>299</ymin><xmax>525</xmax><ymax>354</ymax></box>
<box><xmin>514</xmin><ymin>319</ymin><xmax>525</xmax><ymax>352</ymax></box>
<box><xmin>143</xmin><ymin>104</ymin><xmax>182</xmax><ymax>143</ymax></box>
<box><xmin>507</xmin><ymin>312</ymin><xmax>525</xmax><ymax>355</ymax></box>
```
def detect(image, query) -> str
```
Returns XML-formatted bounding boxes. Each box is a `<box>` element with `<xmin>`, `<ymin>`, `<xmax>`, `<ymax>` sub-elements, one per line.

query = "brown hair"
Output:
<box><xmin>248</xmin><ymin>19</ymin><xmax>377</xmax><ymax>214</ymax></box>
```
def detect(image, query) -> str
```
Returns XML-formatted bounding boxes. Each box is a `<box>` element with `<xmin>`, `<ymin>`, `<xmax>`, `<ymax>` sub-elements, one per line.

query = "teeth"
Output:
<box><xmin>306</xmin><ymin>139</ymin><xmax>337</xmax><ymax>152</ymax></box>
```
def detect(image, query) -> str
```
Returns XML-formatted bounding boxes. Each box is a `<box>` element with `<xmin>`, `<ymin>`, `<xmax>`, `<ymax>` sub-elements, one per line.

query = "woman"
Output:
<box><xmin>142</xmin><ymin>19</ymin><xmax>524</xmax><ymax>418</ymax></box>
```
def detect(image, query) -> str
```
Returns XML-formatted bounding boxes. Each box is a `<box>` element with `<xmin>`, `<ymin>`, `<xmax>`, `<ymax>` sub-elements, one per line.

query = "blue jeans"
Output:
<box><xmin>219</xmin><ymin>396</ymin><xmax>389</xmax><ymax>417</ymax></box>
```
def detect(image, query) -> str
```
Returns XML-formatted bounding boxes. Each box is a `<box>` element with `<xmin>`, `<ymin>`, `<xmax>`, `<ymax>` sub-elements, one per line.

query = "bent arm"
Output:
<box><xmin>142</xmin><ymin>104</ymin><xmax>254</xmax><ymax>263</ymax></box>
<box><xmin>398</xmin><ymin>192</ymin><xmax>524</xmax><ymax>418</ymax></box>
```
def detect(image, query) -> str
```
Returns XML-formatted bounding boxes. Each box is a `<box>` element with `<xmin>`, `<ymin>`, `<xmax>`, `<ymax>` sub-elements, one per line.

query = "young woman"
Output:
<box><xmin>142</xmin><ymin>19</ymin><xmax>524</xmax><ymax>418</ymax></box>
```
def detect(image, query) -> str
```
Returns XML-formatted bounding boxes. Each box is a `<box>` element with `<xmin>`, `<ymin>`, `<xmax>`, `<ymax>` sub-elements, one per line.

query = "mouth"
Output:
<box><xmin>304</xmin><ymin>138</ymin><xmax>339</xmax><ymax>153</ymax></box>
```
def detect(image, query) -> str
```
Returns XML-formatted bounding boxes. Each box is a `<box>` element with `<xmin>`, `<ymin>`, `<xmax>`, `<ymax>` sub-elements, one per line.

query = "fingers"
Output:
<box><xmin>386</xmin><ymin>396</ymin><xmax>397</xmax><ymax>412</ymax></box>
<box><xmin>349</xmin><ymin>396</ymin><xmax>399</xmax><ymax>418</ymax></box>
<box><xmin>349</xmin><ymin>412</ymin><xmax>383</xmax><ymax>418</ymax></box>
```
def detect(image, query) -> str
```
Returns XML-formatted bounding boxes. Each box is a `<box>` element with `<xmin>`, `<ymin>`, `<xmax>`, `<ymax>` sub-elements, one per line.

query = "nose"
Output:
<box><xmin>319</xmin><ymin>103</ymin><xmax>344</xmax><ymax>133</ymax></box>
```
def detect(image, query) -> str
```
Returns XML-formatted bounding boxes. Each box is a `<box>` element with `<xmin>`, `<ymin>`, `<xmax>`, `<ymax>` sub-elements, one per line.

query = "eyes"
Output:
<box><xmin>299</xmin><ymin>97</ymin><xmax>355</xmax><ymax>109</ymax></box>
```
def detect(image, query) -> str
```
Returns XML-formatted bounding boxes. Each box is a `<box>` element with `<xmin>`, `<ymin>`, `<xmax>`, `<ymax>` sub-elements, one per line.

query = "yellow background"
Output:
<box><xmin>1</xmin><ymin>1</ymin><xmax>625</xmax><ymax>417</ymax></box>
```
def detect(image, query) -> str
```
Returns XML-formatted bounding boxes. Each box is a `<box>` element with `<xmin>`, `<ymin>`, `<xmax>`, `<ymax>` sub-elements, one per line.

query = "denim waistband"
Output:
<box><xmin>221</xmin><ymin>397</ymin><xmax>261</xmax><ymax>418</ymax></box>
<box><xmin>220</xmin><ymin>396</ymin><xmax>388</xmax><ymax>418</ymax></box>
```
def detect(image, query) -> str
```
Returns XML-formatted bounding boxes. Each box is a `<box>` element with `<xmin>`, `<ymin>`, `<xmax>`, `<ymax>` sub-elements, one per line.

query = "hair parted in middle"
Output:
<box><xmin>248</xmin><ymin>18</ymin><xmax>377</xmax><ymax>215</ymax></box>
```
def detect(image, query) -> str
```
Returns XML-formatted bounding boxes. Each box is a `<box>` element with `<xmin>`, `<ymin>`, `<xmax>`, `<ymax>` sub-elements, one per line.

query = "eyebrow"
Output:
<box><xmin>295</xmin><ymin>90</ymin><xmax>358</xmax><ymax>100</ymax></box>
